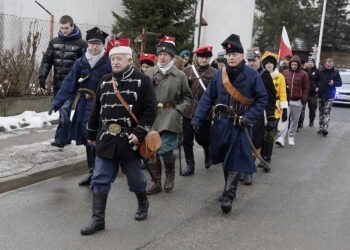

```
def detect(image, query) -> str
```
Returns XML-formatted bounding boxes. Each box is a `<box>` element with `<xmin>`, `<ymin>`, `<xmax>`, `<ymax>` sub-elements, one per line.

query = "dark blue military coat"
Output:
<box><xmin>191</xmin><ymin>65</ymin><xmax>267</xmax><ymax>173</ymax></box>
<box><xmin>52</xmin><ymin>53</ymin><xmax>112</xmax><ymax>145</ymax></box>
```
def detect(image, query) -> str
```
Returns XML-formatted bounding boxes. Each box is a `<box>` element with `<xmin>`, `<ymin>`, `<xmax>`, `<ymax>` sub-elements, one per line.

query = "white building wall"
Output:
<box><xmin>194</xmin><ymin>0</ymin><xmax>255</xmax><ymax>59</ymax></box>
<box><xmin>0</xmin><ymin>0</ymin><xmax>123</xmax><ymax>27</ymax></box>
<box><xmin>0</xmin><ymin>0</ymin><xmax>123</xmax><ymax>63</ymax></box>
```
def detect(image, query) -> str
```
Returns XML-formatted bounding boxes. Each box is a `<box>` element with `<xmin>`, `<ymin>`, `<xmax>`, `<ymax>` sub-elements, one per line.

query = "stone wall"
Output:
<box><xmin>0</xmin><ymin>96</ymin><xmax>53</xmax><ymax>116</ymax></box>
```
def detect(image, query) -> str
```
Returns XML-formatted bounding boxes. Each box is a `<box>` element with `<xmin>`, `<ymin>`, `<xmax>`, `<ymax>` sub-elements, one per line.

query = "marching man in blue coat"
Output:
<box><xmin>51</xmin><ymin>27</ymin><xmax>112</xmax><ymax>186</ymax></box>
<box><xmin>191</xmin><ymin>34</ymin><xmax>267</xmax><ymax>214</ymax></box>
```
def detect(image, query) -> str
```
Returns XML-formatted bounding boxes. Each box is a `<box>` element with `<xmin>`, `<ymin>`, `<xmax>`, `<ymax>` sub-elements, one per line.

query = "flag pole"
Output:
<box><xmin>316</xmin><ymin>0</ymin><xmax>327</xmax><ymax>67</ymax></box>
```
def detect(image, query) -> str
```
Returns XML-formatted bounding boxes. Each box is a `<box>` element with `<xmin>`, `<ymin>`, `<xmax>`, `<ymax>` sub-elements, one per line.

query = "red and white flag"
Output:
<box><xmin>278</xmin><ymin>26</ymin><xmax>293</xmax><ymax>61</ymax></box>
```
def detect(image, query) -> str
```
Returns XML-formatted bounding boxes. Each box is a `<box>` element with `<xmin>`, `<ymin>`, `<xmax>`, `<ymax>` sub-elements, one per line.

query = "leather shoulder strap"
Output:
<box><xmin>112</xmin><ymin>77</ymin><xmax>139</xmax><ymax>124</ymax></box>
<box><xmin>222</xmin><ymin>67</ymin><xmax>254</xmax><ymax>106</ymax></box>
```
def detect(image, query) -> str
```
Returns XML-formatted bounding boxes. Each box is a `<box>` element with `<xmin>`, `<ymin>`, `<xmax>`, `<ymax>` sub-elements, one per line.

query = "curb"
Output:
<box><xmin>0</xmin><ymin>156</ymin><xmax>87</xmax><ymax>194</ymax></box>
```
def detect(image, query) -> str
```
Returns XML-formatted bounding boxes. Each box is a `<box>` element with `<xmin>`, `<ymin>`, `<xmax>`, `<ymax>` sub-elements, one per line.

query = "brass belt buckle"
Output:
<box><xmin>157</xmin><ymin>103</ymin><xmax>164</xmax><ymax>108</ymax></box>
<box><xmin>108</xmin><ymin>124</ymin><xmax>121</xmax><ymax>135</ymax></box>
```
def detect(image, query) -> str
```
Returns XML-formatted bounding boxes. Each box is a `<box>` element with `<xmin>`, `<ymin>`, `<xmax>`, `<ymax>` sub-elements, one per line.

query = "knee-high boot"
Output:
<box><xmin>79</xmin><ymin>144</ymin><xmax>96</xmax><ymax>186</ymax></box>
<box><xmin>135</xmin><ymin>191</ymin><xmax>149</xmax><ymax>221</ymax></box>
<box><xmin>258</xmin><ymin>140</ymin><xmax>273</xmax><ymax>171</ymax></box>
<box><xmin>218</xmin><ymin>171</ymin><xmax>228</xmax><ymax>202</ymax></box>
<box><xmin>221</xmin><ymin>171</ymin><xmax>239</xmax><ymax>214</ymax></box>
<box><xmin>146</xmin><ymin>159</ymin><xmax>162</xmax><ymax>195</ymax></box>
<box><xmin>164</xmin><ymin>161</ymin><xmax>175</xmax><ymax>192</ymax></box>
<box><xmin>182</xmin><ymin>143</ymin><xmax>195</xmax><ymax>176</ymax></box>
<box><xmin>81</xmin><ymin>193</ymin><xmax>108</xmax><ymax>235</ymax></box>
<box><xmin>204</xmin><ymin>146</ymin><xmax>212</xmax><ymax>169</ymax></box>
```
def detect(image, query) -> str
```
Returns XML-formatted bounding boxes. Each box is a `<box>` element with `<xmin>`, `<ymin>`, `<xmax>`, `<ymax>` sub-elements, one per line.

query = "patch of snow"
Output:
<box><xmin>0</xmin><ymin>139</ymin><xmax>85</xmax><ymax>178</ymax></box>
<box><xmin>0</xmin><ymin>110</ymin><xmax>74</xmax><ymax>132</ymax></box>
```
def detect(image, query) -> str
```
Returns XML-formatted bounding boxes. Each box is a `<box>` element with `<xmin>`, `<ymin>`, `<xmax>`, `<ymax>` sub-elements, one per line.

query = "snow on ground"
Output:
<box><xmin>0</xmin><ymin>139</ymin><xmax>85</xmax><ymax>178</ymax></box>
<box><xmin>0</xmin><ymin>110</ymin><xmax>74</xmax><ymax>132</ymax></box>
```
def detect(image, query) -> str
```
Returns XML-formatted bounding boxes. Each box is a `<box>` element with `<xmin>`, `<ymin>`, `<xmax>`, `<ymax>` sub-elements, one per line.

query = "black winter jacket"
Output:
<box><xmin>39</xmin><ymin>26</ymin><xmax>87</xmax><ymax>88</ymax></box>
<box><xmin>306</xmin><ymin>67</ymin><xmax>320</xmax><ymax>96</ymax></box>
<box><xmin>317</xmin><ymin>67</ymin><xmax>342</xmax><ymax>100</ymax></box>
<box><xmin>258</xmin><ymin>66</ymin><xmax>277</xmax><ymax>119</ymax></box>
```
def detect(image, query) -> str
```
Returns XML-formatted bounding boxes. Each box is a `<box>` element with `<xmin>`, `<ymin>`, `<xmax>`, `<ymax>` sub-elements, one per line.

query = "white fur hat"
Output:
<box><xmin>109</xmin><ymin>46</ymin><xmax>132</xmax><ymax>57</ymax></box>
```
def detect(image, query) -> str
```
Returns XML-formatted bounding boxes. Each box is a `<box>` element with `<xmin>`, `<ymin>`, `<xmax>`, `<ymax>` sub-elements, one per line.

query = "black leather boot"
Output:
<box><xmin>181</xmin><ymin>160</ymin><xmax>195</xmax><ymax>176</ymax></box>
<box><xmin>221</xmin><ymin>171</ymin><xmax>239</xmax><ymax>214</ymax></box>
<box><xmin>218</xmin><ymin>171</ymin><xmax>228</xmax><ymax>202</ymax></box>
<box><xmin>79</xmin><ymin>144</ymin><xmax>96</xmax><ymax>186</ymax></box>
<box><xmin>81</xmin><ymin>193</ymin><xmax>108</xmax><ymax>235</ymax></box>
<box><xmin>146</xmin><ymin>159</ymin><xmax>162</xmax><ymax>195</ymax></box>
<box><xmin>239</xmin><ymin>172</ymin><xmax>244</xmax><ymax>181</ymax></box>
<box><xmin>204</xmin><ymin>147</ymin><xmax>212</xmax><ymax>169</ymax></box>
<box><xmin>164</xmin><ymin>161</ymin><xmax>175</xmax><ymax>192</ymax></box>
<box><xmin>135</xmin><ymin>191</ymin><xmax>149</xmax><ymax>221</ymax></box>
<box><xmin>243</xmin><ymin>173</ymin><xmax>253</xmax><ymax>185</ymax></box>
<box><xmin>258</xmin><ymin>141</ymin><xmax>273</xmax><ymax>172</ymax></box>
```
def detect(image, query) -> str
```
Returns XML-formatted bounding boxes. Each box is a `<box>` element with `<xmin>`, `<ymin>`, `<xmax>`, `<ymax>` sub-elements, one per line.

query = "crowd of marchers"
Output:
<box><xmin>38</xmin><ymin>15</ymin><xmax>343</xmax><ymax>235</ymax></box>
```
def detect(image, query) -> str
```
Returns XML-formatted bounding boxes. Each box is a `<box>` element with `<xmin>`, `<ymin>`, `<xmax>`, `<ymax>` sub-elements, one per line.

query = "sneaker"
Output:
<box><xmin>275</xmin><ymin>137</ymin><xmax>284</xmax><ymax>147</ymax></box>
<box><xmin>317</xmin><ymin>129</ymin><xmax>323</xmax><ymax>135</ymax></box>
<box><xmin>288</xmin><ymin>137</ymin><xmax>295</xmax><ymax>146</ymax></box>
<box><xmin>323</xmin><ymin>130</ymin><xmax>328</xmax><ymax>136</ymax></box>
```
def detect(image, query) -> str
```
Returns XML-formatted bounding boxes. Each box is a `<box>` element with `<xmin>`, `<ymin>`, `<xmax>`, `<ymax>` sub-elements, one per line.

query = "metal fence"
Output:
<box><xmin>0</xmin><ymin>13</ymin><xmax>113</xmax><ymax>65</ymax></box>
<box><xmin>0</xmin><ymin>13</ymin><xmax>112</xmax><ymax>97</ymax></box>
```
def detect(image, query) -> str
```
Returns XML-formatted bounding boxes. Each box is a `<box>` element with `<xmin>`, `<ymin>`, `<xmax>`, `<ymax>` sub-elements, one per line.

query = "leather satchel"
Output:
<box><xmin>112</xmin><ymin>77</ymin><xmax>161</xmax><ymax>159</ymax></box>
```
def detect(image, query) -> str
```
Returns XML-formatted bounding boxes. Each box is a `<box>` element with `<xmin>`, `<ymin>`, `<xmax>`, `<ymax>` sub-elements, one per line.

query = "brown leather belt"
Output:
<box><xmin>157</xmin><ymin>102</ymin><xmax>175</xmax><ymax>109</ymax></box>
<box><xmin>78</xmin><ymin>88</ymin><xmax>95</xmax><ymax>100</ymax></box>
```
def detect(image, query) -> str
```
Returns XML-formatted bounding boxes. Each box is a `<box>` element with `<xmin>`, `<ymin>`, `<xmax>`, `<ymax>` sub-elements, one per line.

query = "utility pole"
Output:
<box><xmin>317</xmin><ymin>0</ymin><xmax>327</xmax><ymax>67</ymax></box>
<box><xmin>197</xmin><ymin>0</ymin><xmax>204</xmax><ymax>48</ymax></box>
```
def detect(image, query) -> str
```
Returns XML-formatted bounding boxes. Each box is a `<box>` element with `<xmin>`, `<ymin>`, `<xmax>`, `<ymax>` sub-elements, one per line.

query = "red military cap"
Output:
<box><xmin>104</xmin><ymin>38</ymin><xmax>131</xmax><ymax>56</ymax></box>
<box><xmin>140</xmin><ymin>53</ymin><xmax>156</xmax><ymax>66</ymax></box>
<box><xmin>192</xmin><ymin>46</ymin><xmax>213</xmax><ymax>57</ymax></box>
<box><xmin>158</xmin><ymin>36</ymin><xmax>176</xmax><ymax>46</ymax></box>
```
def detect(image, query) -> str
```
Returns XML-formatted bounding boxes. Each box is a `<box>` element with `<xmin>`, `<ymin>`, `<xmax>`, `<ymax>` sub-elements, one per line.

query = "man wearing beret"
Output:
<box><xmin>145</xmin><ymin>36</ymin><xmax>192</xmax><ymax>195</ymax></box>
<box><xmin>81</xmin><ymin>39</ymin><xmax>157</xmax><ymax>235</ymax></box>
<box><xmin>191</xmin><ymin>34</ymin><xmax>267</xmax><ymax>213</ymax></box>
<box><xmin>181</xmin><ymin>46</ymin><xmax>216</xmax><ymax>176</ymax></box>
<box><xmin>51</xmin><ymin>27</ymin><xmax>111</xmax><ymax>186</ymax></box>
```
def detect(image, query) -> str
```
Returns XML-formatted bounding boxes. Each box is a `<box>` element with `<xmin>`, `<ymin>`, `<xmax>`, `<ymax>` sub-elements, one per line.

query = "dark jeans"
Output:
<box><xmin>308</xmin><ymin>95</ymin><xmax>318</xmax><ymax>122</ymax></box>
<box><xmin>53</xmin><ymin>86</ymin><xmax>74</xmax><ymax>145</ymax></box>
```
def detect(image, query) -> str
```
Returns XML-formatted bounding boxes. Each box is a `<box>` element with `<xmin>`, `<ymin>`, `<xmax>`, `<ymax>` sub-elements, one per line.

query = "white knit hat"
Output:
<box><xmin>109</xmin><ymin>46</ymin><xmax>132</xmax><ymax>57</ymax></box>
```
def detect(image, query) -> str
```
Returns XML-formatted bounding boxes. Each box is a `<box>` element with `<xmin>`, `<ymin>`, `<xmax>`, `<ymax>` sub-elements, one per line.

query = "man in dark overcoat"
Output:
<box><xmin>191</xmin><ymin>34</ymin><xmax>267</xmax><ymax>213</ymax></box>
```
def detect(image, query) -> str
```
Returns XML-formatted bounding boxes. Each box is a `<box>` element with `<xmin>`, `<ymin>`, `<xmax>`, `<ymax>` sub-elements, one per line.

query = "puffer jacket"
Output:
<box><xmin>282</xmin><ymin>55</ymin><xmax>309</xmax><ymax>103</ymax></box>
<box><xmin>39</xmin><ymin>26</ymin><xmax>88</xmax><ymax>88</ymax></box>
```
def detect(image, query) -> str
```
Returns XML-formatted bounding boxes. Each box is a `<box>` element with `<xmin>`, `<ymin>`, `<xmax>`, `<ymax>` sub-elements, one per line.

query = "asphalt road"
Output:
<box><xmin>1</xmin><ymin>105</ymin><xmax>350</xmax><ymax>250</ymax></box>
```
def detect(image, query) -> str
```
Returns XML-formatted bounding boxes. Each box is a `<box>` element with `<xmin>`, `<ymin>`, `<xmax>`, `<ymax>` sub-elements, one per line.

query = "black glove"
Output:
<box><xmin>39</xmin><ymin>78</ymin><xmax>46</xmax><ymax>90</ymax></box>
<box><xmin>239</xmin><ymin>116</ymin><xmax>252</xmax><ymax>129</ymax></box>
<box><xmin>193</xmin><ymin>125</ymin><xmax>200</xmax><ymax>134</ymax></box>
<box><xmin>266</xmin><ymin>118</ymin><xmax>277</xmax><ymax>131</ymax></box>
<box><xmin>282</xmin><ymin>108</ymin><xmax>288</xmax><ymax>122</ymax></box>
<box><xmin>48</xmin><ymin>105</ymin><xmax>58</xmax><ymax>115</ymax></box>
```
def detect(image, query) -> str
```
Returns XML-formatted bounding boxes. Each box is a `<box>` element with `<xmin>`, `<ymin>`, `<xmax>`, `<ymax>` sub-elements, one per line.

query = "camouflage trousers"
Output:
<box><xmin>318</xmin><ymin>98</ymin><xmax>333</xmax><ymax>131</ymax></box>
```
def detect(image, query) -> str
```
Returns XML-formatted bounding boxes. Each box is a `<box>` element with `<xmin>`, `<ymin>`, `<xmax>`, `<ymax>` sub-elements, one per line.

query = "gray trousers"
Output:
<box><xmin>278</xmin><ymin>100</ymin><xmax>303</xmax><ymax>138</ymax></box>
